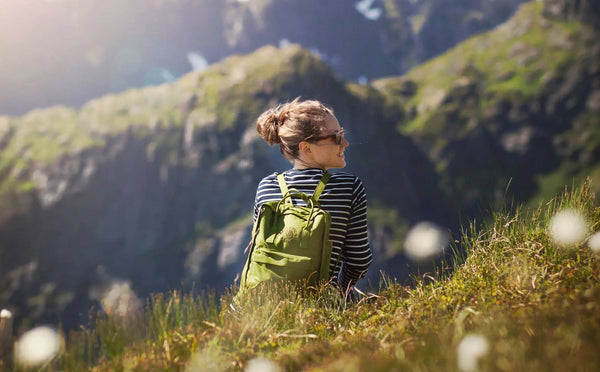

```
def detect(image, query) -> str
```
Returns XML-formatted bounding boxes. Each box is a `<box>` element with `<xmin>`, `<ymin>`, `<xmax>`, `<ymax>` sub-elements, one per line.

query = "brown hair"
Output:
<box><xmin>256</xmin><ymin>98</ymin><xmax>334</xmax><ymax>161</ymax></box>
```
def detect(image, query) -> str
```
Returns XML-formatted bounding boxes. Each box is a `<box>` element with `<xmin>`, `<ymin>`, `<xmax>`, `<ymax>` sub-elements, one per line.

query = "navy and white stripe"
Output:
<box><xmin>253</xmin><ymin>168</ymin><xmax>372</xmax><ymax>289</ymax></box>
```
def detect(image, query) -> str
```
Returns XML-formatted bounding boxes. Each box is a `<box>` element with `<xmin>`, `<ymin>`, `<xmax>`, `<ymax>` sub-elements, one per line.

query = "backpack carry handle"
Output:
<box><xmin>276</xmin><ymin>190</ymin><xmax>309</xmax><ymax>207</ymax></box>
<box><xmin>276</xmin><ymin>190</ymin><xmax>320</xmax><ymax>230</ymax></box>
<box><xmin>275</xmin><ymin>172</ymin><xmax>331</xmax><ymax>229</ymax></box>
<box><xmin>276</xmin><ymin>172</ymin><xmax>331</xmax><ymax>204</ymax></box>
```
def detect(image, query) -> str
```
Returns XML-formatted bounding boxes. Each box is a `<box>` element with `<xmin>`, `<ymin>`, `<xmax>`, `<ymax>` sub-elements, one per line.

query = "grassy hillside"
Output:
<box><xmin>378</xmin><ymin>1</ymin><xmax>586</xmax><ymax>133</ymax></box>
<box><xmin>374</xmin><ymin>1</ymin><xmax>600</xmax><ymax>211</ymax></box>
<box><xmin>5</xmin><ymin>179</ymin><xmax>593</xmax><ymax>371</ymax></box>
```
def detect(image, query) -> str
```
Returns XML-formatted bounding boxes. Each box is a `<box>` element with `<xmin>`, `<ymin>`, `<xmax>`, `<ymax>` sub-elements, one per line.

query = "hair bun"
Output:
<box><xmin>256</xmin><ymin>109</ymin><xmax>281</xmax><ymax>145</ymax></box>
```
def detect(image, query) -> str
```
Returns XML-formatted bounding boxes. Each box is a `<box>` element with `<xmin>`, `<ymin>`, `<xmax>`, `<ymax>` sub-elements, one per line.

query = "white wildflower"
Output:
<box><xmin>457</xmin><ymin>334</ymin><xmax>489</xmax><ymax>372</ymax></box>
<box><xmin>404</xmin><ymin>221</ymin><xmax>449</xmax><ymax>262</ymax></box>
<box><xmin>14</xmin><ymin>326</ymin><xmax>62</xmax><ymax>368</ymax></box>
<box><xmin>245</xmin><ymin>357</ymin><xmax>282</xmax><ymax>372</ymax></box>
<box><xmin>0</xmin><ymin>309</ymin><xmax>12</xmax><ymax>319</ymax></box>
<box><xmin>100</xmin><ymin>281</ymin><xmax>142</xmax><ymax>318</ymax></box>
<box><xmin>588</xmin><ymin>231</ymin><xmax>600</xmax><ymax>254</ymax></box>
<box><xmin>186</xmin><ymin>342</ymin><xmax>230</xmax><ymax>372</ymax></box>
<box><xmin>548</xmin><ymin>209</ymin><xmax>588</xmax><ymax>247</ymax></box>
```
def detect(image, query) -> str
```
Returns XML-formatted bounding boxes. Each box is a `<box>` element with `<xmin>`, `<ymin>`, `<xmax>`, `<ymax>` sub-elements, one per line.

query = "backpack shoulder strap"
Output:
<box><xmin>276</xmin><ymin>173</ymin><xmax>293</xmax><ymax>205</ymax></box>
<box><xmin>276</xmin><ymin>173</ymin><xmax>288</xmax><ymax>195</ymax></box>
<box><xmin>312</xmin><ymin>172</ymin><xmax>331</xmax><ymax>201</ymax></box>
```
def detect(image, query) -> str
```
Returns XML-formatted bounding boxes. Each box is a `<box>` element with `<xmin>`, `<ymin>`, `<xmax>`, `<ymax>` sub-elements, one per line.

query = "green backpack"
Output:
<box><xmin>239</xmin><ymin>172</ymin><xmax>333</xmax><ymax>291</ymax></box>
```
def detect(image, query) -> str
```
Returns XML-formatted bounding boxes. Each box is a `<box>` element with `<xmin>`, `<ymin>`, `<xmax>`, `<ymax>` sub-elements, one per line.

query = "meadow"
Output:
<box><xmin>6</xmin><ymin>179</ymin><xmax>600</xmax><ymax>371</ymax></box>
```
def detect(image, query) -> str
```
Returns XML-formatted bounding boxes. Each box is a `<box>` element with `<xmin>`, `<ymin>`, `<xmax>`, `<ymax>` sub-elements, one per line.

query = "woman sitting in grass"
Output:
<box><xmin>251</xmin><ymin>98</ymin><xmax>372</xmax><ymax>296</ymax></box>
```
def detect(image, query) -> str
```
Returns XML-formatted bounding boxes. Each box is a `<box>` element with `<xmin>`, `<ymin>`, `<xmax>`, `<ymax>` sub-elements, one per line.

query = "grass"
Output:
<box><xmin>8</xmin><ymin>178</ymin><xmax>594</xmax><ymax>371</ymax></box>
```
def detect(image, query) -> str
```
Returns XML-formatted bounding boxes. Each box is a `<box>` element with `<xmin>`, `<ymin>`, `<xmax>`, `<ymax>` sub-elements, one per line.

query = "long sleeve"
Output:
<box><xmin>338</xmin><ymin>178</ymin><xmax>372</xmax><ymax>289</ymax></box>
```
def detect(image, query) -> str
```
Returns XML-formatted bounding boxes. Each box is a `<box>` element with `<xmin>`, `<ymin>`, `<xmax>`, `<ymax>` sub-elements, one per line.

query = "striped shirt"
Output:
<box><xmin>253</xmin><ymin>167</ymin><xmax>372</xmax><ymax>289</ymax></box>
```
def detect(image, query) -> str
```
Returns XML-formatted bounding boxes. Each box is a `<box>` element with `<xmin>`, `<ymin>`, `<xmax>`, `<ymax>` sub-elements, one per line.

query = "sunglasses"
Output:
<box><xmin>309</xmin><ymin>127</ymin><xmax>347</xmax><ymax>145</ymax></box>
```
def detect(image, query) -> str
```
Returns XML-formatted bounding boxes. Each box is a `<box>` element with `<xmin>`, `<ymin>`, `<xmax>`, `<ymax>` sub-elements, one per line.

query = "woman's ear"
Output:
<box><xmin>299</xmin><ymin>141</ymin><xmax>312</xmax><ymax>155</ymax></box>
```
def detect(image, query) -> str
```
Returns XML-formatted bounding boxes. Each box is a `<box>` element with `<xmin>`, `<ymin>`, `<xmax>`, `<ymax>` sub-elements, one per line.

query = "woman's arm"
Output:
<box><xmin>339</xmin><ymin>178</ymin><xmax>372</xmax><ymax>289</ymax></box>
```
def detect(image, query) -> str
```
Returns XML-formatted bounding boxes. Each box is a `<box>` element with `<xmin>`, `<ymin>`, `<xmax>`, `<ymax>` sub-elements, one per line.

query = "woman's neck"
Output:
<box><xmin>293</xmin><ymin>159</ymin><xmax>326</xmax><ymax>171</ymax></box>
<box><xmin>293</xmin><ymin>152</ymin><xmax>328</xmax><ymax>170</ymax></box>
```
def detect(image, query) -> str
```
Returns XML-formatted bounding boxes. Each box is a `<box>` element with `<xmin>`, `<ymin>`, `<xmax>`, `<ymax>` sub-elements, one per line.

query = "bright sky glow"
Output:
<box><xmin>355</xmin><ymin>0</ymin><xmax>383</xmax><ymax>21</ymax></box>
<box><xmin>187</xmin><ymin>52</ymin><xmax>209</xmax><ymax>72</ymax></box>
<box><xmin>279</xmin><ymin>38</ymin><xmax>292</xmax><ymax>48</ymax></box>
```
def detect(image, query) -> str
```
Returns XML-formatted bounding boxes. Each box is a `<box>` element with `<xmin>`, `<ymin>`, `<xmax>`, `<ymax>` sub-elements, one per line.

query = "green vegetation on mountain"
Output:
<box><xmin>385</xmin><ymin>1</ymin><xmax>586</xmax><ymax>133</ymax></box>
<box><xmin>44</xmin><ymin>181</ymin><xmax>599</xmax><ymax>371</ymax></box>
<box><xmin>374</xmin><ymin>1</ymin><xmax>600</xmax><ymax>210</ymax></box>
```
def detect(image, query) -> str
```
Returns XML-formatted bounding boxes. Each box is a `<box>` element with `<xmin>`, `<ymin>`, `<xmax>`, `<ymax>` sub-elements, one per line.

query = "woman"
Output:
<box><xmin>253</xmin><ymin>98</ymin><xmax>372</xmax><ymax>291</ymax></box>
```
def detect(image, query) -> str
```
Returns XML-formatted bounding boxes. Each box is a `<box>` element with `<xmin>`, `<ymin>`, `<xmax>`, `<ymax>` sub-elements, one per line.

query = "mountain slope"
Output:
<box><xmin>374</xmin><ymin>1</ymin><xmax>600</xmax><ymax>212</ymax></box>
<box><xmin>0</xmin><ymin>45</ymin><xmax>447</xmax><ymax>330</ymax></box>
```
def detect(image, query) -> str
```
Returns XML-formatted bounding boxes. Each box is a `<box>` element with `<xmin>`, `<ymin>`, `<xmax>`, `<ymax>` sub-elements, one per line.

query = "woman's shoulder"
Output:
<box><xmin>257</xmin><ymin>172</ymin><xmax>279</xmax><ymax>187</ymax></box>
<box><xmin>329</xmin><ymin>171</ymin><xmax>367</xmax><ymax>196</ymax></box>
<box><xmin>328</xmin><ymin>170</ymin><xmax>363</xmax><ymax>185</ymax></box>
